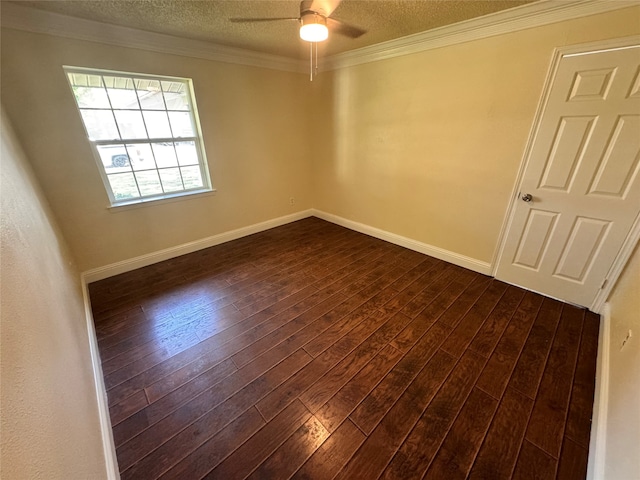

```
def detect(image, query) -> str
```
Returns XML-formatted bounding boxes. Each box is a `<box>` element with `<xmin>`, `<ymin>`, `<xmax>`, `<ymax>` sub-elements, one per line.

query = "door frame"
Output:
<box><xmin>492</xmin><ymin>35</ymin><xmax>640</xmax><ymax>314</ymax></box>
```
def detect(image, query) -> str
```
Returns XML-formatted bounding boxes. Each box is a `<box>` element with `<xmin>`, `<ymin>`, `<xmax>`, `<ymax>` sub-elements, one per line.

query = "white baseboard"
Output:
<box><xmin>82</xmin><ymin>210</ymin><xmax>314</xmax><ymax>283</ymax></box>
<box><xmin>311</xmin><ymin>209</ymin><xmax>492</xmax><ymax>275</ymax></box>
<box><xmin>80</xmin><ymin>280</ymin><xmax>120</xmax><ymax>479</ymax></box>
<box><xmin>587</xmin><ymin>303</ymin><xmax>610</xmax><ymax>480</ymax></box>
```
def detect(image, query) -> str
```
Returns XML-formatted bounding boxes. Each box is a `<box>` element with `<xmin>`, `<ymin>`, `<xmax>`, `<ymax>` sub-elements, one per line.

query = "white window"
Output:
<box><xmin>64</xmin><ymin>67</ymin><xmax>212</xmax><ymax>206</ymax></box>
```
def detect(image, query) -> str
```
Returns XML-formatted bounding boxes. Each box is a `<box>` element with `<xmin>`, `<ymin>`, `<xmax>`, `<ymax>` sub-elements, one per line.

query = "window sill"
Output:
<box><xmin>107</xmin><ymin>188</ymin><xmax>216</xmax><ymax>212</ymax></box>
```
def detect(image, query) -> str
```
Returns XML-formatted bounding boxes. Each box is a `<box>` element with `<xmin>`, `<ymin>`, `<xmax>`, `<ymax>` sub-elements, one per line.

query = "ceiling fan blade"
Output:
<box><xmin>306</xmin><ymin>0</ymin><xmax>342</xmax><ymax>17</ymax></box>
<box><xmin>326</xmin><ymin>17</ymin><xmax>366</xmax><ymax>39</ymax></box>
<box><xmin>229</xmin><ymin>17</ymin><xmax>299</xmax><ymax>23</ymax></box>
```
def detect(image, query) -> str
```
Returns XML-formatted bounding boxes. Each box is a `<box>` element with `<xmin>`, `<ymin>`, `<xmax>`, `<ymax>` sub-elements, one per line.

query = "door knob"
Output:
<box><xmin>521</xmin><ymin>193</ymin><xmax>533</xmax><ymax>202</ymax></box>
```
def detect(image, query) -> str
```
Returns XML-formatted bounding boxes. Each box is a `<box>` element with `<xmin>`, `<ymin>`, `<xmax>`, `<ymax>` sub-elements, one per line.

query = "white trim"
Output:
<box><xmin>0</xmin><ymin>2</ymin><xmax>305</xmax><ymax>74</ymax></box>
<box><xmin>80</xmin><ymin>279</ymin><xmax>120</xmax><ymax>479</ymax></box>
<box><xmin>587</xmin><ymin>303</ymin><xmax>610</xmax><ymax>480</ymax></box>
<box><xmin>493</xmin><ymin>35</ymin><xmax>640</xmax><ymax>314</ymax></box>
<box><xmin>2</xmin><ymin>1</ymin><xmax>635</xmax><ymax>75</ymax></box>
<box><xmin>312</xmin><ymin>209</ymin><xmax>492</xmax><ymax>275</ymax></box>
<box><xmin>590</xmin><ymin>213</ymin><xmax>640</xmax><ymax>313</ymax></box>
<box><xmin>82</xmin><ymin>210</ymin><xmax>314</xmax><ymax>283</ymax></box>
<box><xmin>108</xmin><ymin>189</ymin><xmax>217</xmax><ymax>212</ymax></box>
<box><xmin>323</xmin><ymin>0</ymin><xmax>635</xmax><ymax>70</ymax></box>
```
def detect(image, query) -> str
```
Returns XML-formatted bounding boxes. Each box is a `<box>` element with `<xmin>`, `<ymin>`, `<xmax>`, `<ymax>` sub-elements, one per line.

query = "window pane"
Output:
<box><xmin>106</xmin><ymin>77</ymin><xmax>139</xmax><ymax>109</ymax></box>
<box><xmin>175</xmin><ymin>141</ymin><xmax>199</xmax><ymax>166</ymax></box>
<box><xmin>135</xmin><ymin>170</ymin><xmax>164</xmax><ymax>196</ymax></box>
<box><xmin>162</xmin><ymin>81</ymin><xmax>189</xmax><ymax>111</ymax></box>
<box><xmin>80</xmin><ymin>110</ymin><xmax>120</xmax><ymax>140</ymax></box>
<box><xmin>114</xmin><ymin>110</ymin><xmax>148</xmax><ymax>139</ymax></box>
<box><xmin>65</xmin><ymin>67</ymin><xmax>210</xmax><ymax>205</ymax></box>
<box><xmin>125</xmin><ymin>144</ymin><xmax>155</xmax><ymax>171</ymax></box>
<box><xmin>67</xmin><ymin>72</ymin><xmax>102</xmax><ymax>88</ymax></box>
<box><xmin>168</xmin><ymin>112</ymin><xmax>195</xmax><ymax>137</ymax></box>
<box><xmin>159</xmin><ymin>168</ymin><xmax>183</xmax><ymax>192</ymax></box>
<box><xmin>143</xmin><ymin>111</ymin><xmax>172</xmax><ymax>138</ymax></box>
<box><xmin>152</xmin><ymin>143</ymin><xmax>178</xmax><ymax>168</ymax></box>
<box><xmin>73</xmin><ymin>86</ymin><xmax>111</xmax><ymax>108</ymax></box>
<box><xmin>136</xmin><ymin>79</ymin><xmax>165</xmax><ymax>110</ymax></box>
<box><xmin>97</xmin><ymin>144</ymin><xmax>131</xmax><ymax>173</ymax></box>
<box><xmin>108</xmin><ymin>172</ymin><xmax>140</xmax><ymax>200</ymax></box>
<box><xmin>181</xmin><ymin>165</ymin><xmax>204</xmax><ymax>189</ymax></box>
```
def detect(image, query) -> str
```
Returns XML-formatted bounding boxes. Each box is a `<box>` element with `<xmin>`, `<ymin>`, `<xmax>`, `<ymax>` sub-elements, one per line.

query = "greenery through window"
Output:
<box><xmin>65</xmin><ymin>67</ymin><xmax>211</xmax><ymax>205</ymax></box>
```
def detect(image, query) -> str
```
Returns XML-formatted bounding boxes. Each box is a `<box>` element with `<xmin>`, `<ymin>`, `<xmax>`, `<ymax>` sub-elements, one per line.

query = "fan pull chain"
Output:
<box><xmin>310</xmin><ymin>41</ymin><xmax>313</xmax><ymax>81</ymax></box>
<box><xmin>309</xmin><ymin>42</ymin><xmax>320</xmax><ymax>81</ymax></box>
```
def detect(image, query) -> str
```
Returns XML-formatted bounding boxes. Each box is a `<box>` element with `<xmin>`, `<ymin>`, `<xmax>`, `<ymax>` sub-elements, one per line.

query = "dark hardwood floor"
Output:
<box><xmin>89</xmin><ymin>217</ymin><xmax>599</xmax><ymax>479</ymax></box>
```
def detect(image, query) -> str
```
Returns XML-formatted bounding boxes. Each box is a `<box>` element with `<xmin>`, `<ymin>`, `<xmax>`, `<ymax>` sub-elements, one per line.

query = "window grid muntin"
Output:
<box><xmin>65</xmin><ymin>67</ymin><xmax>210</xmax><ymax>204</ymax></box>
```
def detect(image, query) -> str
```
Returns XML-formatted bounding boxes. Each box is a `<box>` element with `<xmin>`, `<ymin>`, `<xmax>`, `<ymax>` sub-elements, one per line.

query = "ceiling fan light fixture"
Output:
<box><xmin>300</xmin><ymin>12</ymin><xmax>328</xmax><ymax>42</ymax></box>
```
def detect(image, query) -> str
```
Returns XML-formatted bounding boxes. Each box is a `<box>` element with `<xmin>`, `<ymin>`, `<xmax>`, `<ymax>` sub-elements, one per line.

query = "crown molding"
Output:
<box><xmin>0</xmin><ymin>2</ymin><xmax>306</xmax><ymax>74</ymax></box>
<box><xmin>323</xmin><ymin>0</ymin><xmax>637</xmax><ymax>70</ymax></box>
<box><xmin>1</xmin><ymin>1</ymin><xmax>634</xmax><ymax>75</ymax></box>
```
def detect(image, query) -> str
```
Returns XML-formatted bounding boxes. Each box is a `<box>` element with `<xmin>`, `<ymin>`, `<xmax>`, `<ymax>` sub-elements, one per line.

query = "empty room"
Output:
<box><xmin>1</xmin><ymin>1</ymin><xmax>639</xmax><ymax>479</ymax></box>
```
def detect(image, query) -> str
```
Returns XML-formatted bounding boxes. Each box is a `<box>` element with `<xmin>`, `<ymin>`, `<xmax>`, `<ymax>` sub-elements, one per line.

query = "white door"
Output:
<box><xmin>496</xmin><ymin>44</ymin><xmax>640</xmax><ymax>309</ymax></box>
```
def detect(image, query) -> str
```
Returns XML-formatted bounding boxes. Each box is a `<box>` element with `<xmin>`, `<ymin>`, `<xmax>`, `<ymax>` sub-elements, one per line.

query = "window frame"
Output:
<box><xmin>63</xmin><ymin>66</ymin><xmax>213</xmax><ymax>207</ymax></box>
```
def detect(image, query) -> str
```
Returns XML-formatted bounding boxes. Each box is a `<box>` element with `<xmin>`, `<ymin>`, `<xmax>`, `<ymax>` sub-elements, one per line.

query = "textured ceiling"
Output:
<box><xmin>12</xmin><ymin>0</ymin><xmax>539</xmax><ymax>59</ymax></box>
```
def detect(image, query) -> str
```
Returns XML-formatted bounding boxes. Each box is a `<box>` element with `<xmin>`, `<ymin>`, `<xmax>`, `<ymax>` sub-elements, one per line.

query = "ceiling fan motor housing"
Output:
<box><xmin>299</xmin><ymin>11</ymin><xmax>328</xmax><ymax>42</ymax></box>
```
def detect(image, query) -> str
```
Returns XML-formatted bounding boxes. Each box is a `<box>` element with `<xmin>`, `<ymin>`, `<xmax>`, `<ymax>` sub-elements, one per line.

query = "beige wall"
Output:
<box><xmin>604</xmin><ymin>243</ymin><xmax>640</xmax><ymax>479</ymax></box>
<box><xmin>0</xmin><ymin>29</ymin><xmax>314</xmax><ymax>271</ymax></box>
<box><xmin>0</xmin><ymin>109</ymin><xmax>107</xmax><ymax>478</ymax></box>
<box><xmin>2</xmin><ymin>9</ymin><xmax>638</xmax><ymax>272</ymax></box>
<box><xmin>312</xmin><ymin>6</ymin><xmax>640</xmax><ymax>263</ymax></box>
<box><xmin>1</xmin><ymin>6</ymin><xmax>639</xmax><ymax>480</ymax></box>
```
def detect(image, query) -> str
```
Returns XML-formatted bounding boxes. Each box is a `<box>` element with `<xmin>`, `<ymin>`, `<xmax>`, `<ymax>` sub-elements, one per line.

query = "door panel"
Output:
<box><xmin>588</xmin><ymin>114</ymin><xmax>640</xmax><ymax>198</ymax></box>
<box><xmin>552</xmin><ymin>217</ymin><xmax>610</xmax><ymax>282</ymax></box>
<box><xmin>496</xmin><ymin>45</ymin><xmax>640</xmax><ymax>308</ymax></box>
<box><xmin>513</xmin><ymin>209</ymin><xmax>559</xmax><ymax>270</ymax></box>
<box><xmin>539</xmin><ymin>116</ymin><xmax>596</xmax><ymax>191</ymax></box>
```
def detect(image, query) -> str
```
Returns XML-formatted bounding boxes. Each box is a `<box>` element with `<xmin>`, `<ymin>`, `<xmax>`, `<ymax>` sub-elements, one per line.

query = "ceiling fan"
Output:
<box><xmin>230</xmin><ymin>0</ymin><xmax>366</xmax><ymax>44</ymax></box>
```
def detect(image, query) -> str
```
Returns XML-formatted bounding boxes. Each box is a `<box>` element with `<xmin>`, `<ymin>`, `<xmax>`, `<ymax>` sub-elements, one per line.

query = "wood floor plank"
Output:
<box><xmin>398</xmin><ymin>264</ymin><xmax>465</xmax><ymax>318</ymax></box>
<box><xmin>423</xmin><ymin>387</ymin><xmax>498</xmax><ymax>480</ymax></box>
<box><xmin>436</xmin><ymin>275</ymin><xmax>492</xmax><ymax>328</ymax></box>
<box><xmin>315</xmin><ymin>344</ymin><xmax>403</xmax><ymax>433</ymax></box>
<box><xmin>557</xmin><ymin>436</ymin><xmax>589</xmax><ymax>480</ymax></box>
<box><xmin>87</xmin><ymin>218</ymin><xmax>599</xmax><ymax>480</ymax></box>
<box><xmin>230</xmin><ymin>254</ymin><xmax>414</xmax><ymax>369</ymax></box>
<box><xmin>246</xmin><ymin>415</ymin><xmax>329</xmax><ymax>480</ymax></box>
<box><xmin>291</xmin><ymin>419</ymin><xmax>366</xmax><ymax>480</ymax></box>
<box><xmin>467</xmin><ymin>387</ymin><xmax>534</xmax><ymax>480</ymax></box>
<box><xmin>203</xmin><ymin>400</ymin><xmax>312</xmax><ymax>479</ymax></box>
<box><xmin>440</xmin><ymin>280</ymin><xmax>509</xmax><ymax>358</ymax></box>
<box><xmin>525</xmin><ymin>305</ymin><xmax>585</xmax><ymax>459</ymax></box>
<box><xmin>565</xmin><ymin>311</ymin><xmax>599</xmax><ymax>448</ymax></box>
<box><xmin>298</xmin><ymin>311</ymin><xmax>412</xmax><ymax>413</ymax></box>
<box><xmin>380</xmin><ymin>350</ymin><xmax>487</xmax><ymax>479</ymax></box>
<box><xmin>256</xmin><ymin>308</ymin><xmax>396</xmax><ymax>422</ymax></box>
<box><xmin>377</xmin><ymin>261</ymin><xmax>452</xmax><ymax>316</ymax></box>
<box><xmin>525</xmin><ymin>370</ymin><xmax>576</xmax><ymax>460</ymax></box>
<box><xmin>301</xmin><ymin>286</ymin><xmax>399</xmax><ymax>358</ymax></box>
<box><xmin>391</xmin><ymin>269</ymin><xmax>477</xmax><ymax>352</ymax></box>
<box><xmin>336</xmin><ymin>350</ymin><xmax>457</xmax><ymax>480</ymax></box>
<box><xmin>117</xmin><ymin>349</ymin><xmax>312</xmax><ymax>474</ymax></box>
<box><xmin>512</xmin><ymin>440</ymin><xmax>558</xmax><ymax>480</ymax></box>
<box><xmin>468</xmin><ymin>286</ymin><xmax>526</xmax><ymax>358</ymax></box>
<box><xmin>109</xmin><ymin>389</ymin><xmax>148</xmax><ymax>426</ymax></box>
<box><xmin>157</xmin><ymin>407</ymin><xmax>265</xmax><ymax>480</ymax></box>
<box><xmin>105</xmin><ymin>285</ymin><xmax>337</xmax><ymax>406</ymax></box>
<box><xmin>475</xmin><ymin>292</ymin><xmax>543</xmax><ymax>400</ymax></box>
<box><xmin>144</xmin><ymin>352</ymin><xmax>237</xmax><ymax>404</ymax></box>
<box><xmin>113</xmin><ymin>358</ymin><xmax>237</xmax><ymax>445</ymax></box>
<box><xmin>349</xmin><ymin>322</ymin><xmax>450</xmax><ymax>435</ymax></box>
<box><xmin>509</xmin><ymin>298</ymin><xmax>564</xmax><ymax>399</ymax></box>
